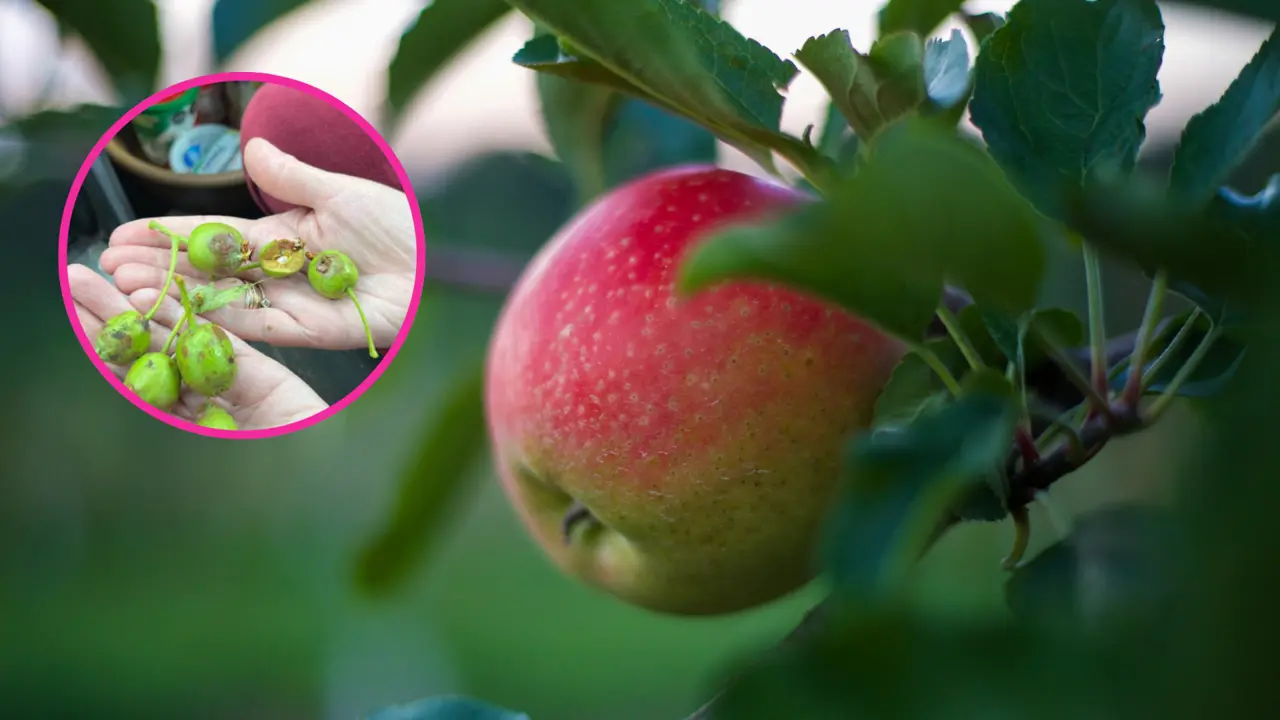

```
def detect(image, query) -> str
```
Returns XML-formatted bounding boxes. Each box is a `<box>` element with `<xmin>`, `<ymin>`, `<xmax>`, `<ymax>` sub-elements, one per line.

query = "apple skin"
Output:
<box><xmin>485</xmin><ymin>165</ymin><xmax>907</xmax><ymax>616</ymax></box>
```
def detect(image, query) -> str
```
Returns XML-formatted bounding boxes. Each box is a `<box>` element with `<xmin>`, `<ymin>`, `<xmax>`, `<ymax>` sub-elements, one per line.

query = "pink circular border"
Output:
<box><xmin>57</xmin><ymin>71</ymin><xmax>428</xmax><ymax>441</ymax></box>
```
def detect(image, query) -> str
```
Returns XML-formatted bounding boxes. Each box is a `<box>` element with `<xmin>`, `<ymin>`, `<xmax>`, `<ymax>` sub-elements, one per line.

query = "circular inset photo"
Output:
<box><xmin>59</xmin><ymin>72</ymin><xmax>425</xmax><ymax>438</ymax></box>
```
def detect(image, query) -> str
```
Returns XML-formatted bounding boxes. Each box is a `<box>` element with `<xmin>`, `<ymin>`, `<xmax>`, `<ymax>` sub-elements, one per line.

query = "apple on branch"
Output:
<box><xmin>485</xmin><ymin>166</ymin><xmax>906</xmax><ymax>616</ymax></box>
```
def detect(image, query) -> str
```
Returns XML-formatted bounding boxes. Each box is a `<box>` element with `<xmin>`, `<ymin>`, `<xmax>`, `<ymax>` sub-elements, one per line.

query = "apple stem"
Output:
<box><xmin>148</xmin><ymin>220</ymin><xmax>187</xmax><ymax>250</ymax></box>
<box><xmin>561</xmin><ymin>501</ymin><xmax>597</xmax><ymax>545</ymax></box>
<box><xmin>1000</xmin><ymin>505</ymin><xmax>1031</xmax><ymax>570</ymax></box>
<box><xmin>145</xmin><ymin>231</ymin><xmax>182</xmax><ymax>322</ymax></box>
<box><xmin>346</xmin><ymin>287</ymin><xmax>380</xmax><ymax>359</ymax></box>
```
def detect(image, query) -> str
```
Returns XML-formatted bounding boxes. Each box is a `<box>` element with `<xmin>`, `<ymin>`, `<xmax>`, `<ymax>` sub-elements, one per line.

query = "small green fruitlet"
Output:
<box><xmin>94</xmin><ymin>310</ymin><xmax>151</xmax><ymax>365</ymax></box>
<box><xmin>308</xmin><ymin>249</ymin><xmax>379</xmax><ymax>359</ymax></box>
<box><xmin>196</xmin><ymin>403</ymin><xmax>238</xmax><ymax>430</ymax></box>
<box><xmin>187</xmin><ymin>222</ymin><xmax>250</xmax><ymax>278</ymax></box>
<box><xmin>307</xmin><ymin>249</ymin><xmax>358</xmax><ymax>298</ymax></box>
<box><xmin>175</xmin><ymin>322</ymin><xmax>238</xmax><ymax>397</ymax></box>
<box><xmin>124</xmin><ymin>352</ymin><xmax>181</xmax><ymax>410</ymax></box>
<box><xmin>259</xmin><ymin>238</ymin><xmax>307</xmax><ymax>278</ymax></box>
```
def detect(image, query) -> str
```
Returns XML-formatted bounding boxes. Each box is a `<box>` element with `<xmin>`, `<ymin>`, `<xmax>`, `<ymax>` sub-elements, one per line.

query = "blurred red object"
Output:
<box><xmin>238</xmin><ymin>83</ymin><xmax>399</xmax><ymax>215</ymax></box>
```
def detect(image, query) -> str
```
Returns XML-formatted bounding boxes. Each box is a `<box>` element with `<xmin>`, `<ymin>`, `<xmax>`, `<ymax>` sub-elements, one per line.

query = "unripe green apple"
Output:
<box><xmin>485</xmin><ymin>166</ymin><xmax>907</xmax><ymax>616</ymax></box>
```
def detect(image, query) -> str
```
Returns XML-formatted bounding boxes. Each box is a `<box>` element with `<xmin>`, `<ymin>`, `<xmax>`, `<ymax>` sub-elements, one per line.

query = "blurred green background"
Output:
<box><xmin>0</xmin><ymin>1</ymin><xmax>1272</xmax><ymax>718</ymax></box>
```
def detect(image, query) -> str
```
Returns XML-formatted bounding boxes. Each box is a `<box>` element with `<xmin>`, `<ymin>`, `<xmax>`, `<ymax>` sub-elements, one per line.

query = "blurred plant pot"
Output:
<box><xmin>104</xmin><ymin>129</ymin><xmax>258</xmax><ymax>217</ymax></box>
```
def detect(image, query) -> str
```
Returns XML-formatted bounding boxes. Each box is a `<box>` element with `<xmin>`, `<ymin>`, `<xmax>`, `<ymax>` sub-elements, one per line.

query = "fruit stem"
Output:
<box><xmin>1082</xmin><ymin>243</ymin><xmax>1109</xmax><ymax>405</ymax></box>
<box><xmin>1036</xmin><ymin>336</ymin><xmax>1115</xmax><ymax>423</ymax></box>
<box><xmin>561</xmin><ymin>501</ymin><xmax>597</xmax><ymax>544</ymax></box>
<box><xmin>176</xmin><ymin>276</ymin><xmax>197</xmax><ymax>328</ymax></box>
<box><xmin>1144</xmin><ymin>322</ymin><xmax>1222</xmax><ymax>422</ymax></box>
<box><xmin>237</xmin><ymin>262</ymin><xmax>261</xmax><ymax>273</ymax></box>
<box><xmin>1001</xmin><ymin>505</ymin><xmax>1031</xmax><ymax>570</ymax></box>
<box><xmin>935</xmin><ymin>304</ymin><xmax>984</xmax><ymax>370</ymax></box>
<box><xmin>148</xmin><ymin>220</ymin><xmax>187</xmax><ymax>249</ymax></box>
<box><xmin>1121</xmin><ymin>269</ymin><xmax>1169</xmax><ymax>407</ymax></box>
<box><xmin>161</xmin><ymin>315</ymin><xmax>186</xmax><ymax>355</ymax></box>
<box><xmin>145</xmin><ymin>231</ymin><xmax>182</xmax><ymax>321</ymax></box>
<box><xmin>912</xmin><ymin>343</ymin><xmax>962</xmax><ymax>396</ymax></box>
<box><xmin>1142</xmin><ymin>308</ymin><xmax>1202</xmax><ymax>392</ymax></box>
<box><xmin>346</xmin><ymin>287</ymin><xmax>380</xmax><ymax>359</ymax></box>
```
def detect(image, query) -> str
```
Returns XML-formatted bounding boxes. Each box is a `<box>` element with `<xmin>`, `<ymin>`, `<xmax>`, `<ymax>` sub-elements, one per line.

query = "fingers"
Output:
<box><xmin>243</xmin><ymin>137</ymin><xmax>348</xmax><ymax>211</ymax></box>
<box><xmin>100</xmin><ymin>243</ymin><xmax>205</xmax><ymax>277</ymax></box>
<box><xmin>109</xmin><ymin>215</ymin><xmax>253</xmax><ymax>250</ymax></box>
<box><xmin>67</xmin><ymin>264</ymin><xmax>143</xmax><ymax>324</ymax></box>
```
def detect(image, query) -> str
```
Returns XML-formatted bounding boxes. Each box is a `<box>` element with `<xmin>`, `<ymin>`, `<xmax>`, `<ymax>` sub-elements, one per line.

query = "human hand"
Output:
<box><xmin>100</xmin><ymin>137</ymin><xmax>416</xmax><ymax>353</ymax></box>
<box><xmin>69</xmin><ymin>264</ymin><xmax>328</xmax><ymax>430</ymax></box>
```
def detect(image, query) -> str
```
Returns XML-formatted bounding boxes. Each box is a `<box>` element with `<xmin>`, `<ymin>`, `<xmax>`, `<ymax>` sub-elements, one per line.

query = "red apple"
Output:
<box><xmin>485</xmin><ymin>166</ymin><xmax>907</xmax><ymax>615</ymax></box>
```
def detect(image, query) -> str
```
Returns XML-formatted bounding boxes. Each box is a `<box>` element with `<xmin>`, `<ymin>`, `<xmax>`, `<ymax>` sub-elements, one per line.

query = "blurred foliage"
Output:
<box><xmin>2</xmin><ymin>0</ymin><xmax>1280</xmax><ymax>719</ymax></box>
<box><xmin>212</xmin><ymin>0</ymin><xmax>319</xmax><ymax>65</ymax></box>
<box><xmin>34</xmin><ymin>0</ymin><xmax>159</xmax><ymax>104</ymax></box>
<box><xmin>386</xmin><ymin>0</ymin><xmax>513</xmax><ymax>128</ymax></box>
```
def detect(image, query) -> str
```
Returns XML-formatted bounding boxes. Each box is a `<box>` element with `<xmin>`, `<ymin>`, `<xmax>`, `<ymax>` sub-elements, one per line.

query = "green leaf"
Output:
<box><xmin>1109</xmin><ymin>311</ymin><xmax>1247</xmax><ymax>398</ymax></box>
<box><xmin>678</xmin><ymin>119</ymin><xmax>1044</xmax><ymax>340</ymax></box>
<box><xmin>1180</xmin><ymin>0</ymin><xmax>1280</xmax><ymax>22</ymax></box>
<box><xmin>872</xmin><ymin>353</ymin><xmax>951</xmax><ymax>430</ymax></box>
<box><xmin>535</xmin><ymin>0</ymin><xmax>724</xmax><ymax>203</ymax></box>
<box><xmin>815</xmin><ymin>100</ymin><xmax>851</xmax><ymax>160</ymax></box>
<box><xmin>878</xmin><ymin>0</ymin><xmax>965</xmax><ymax>40</ymax></box>
<box><xmin>1024</xmin><ymin>307</ymin><xmax>1086</xmax><ymax>366</ymax></box>
<box><xmin>513</xmin><ymin>34</ymin><xmax>651</xmax><ymax>97</ymax></box>
<box><xmin>1006</xmin><ymin>505</ymin><xmax>1173</xmax><ymax>628</ymax></box>
<box><xmin>709</xmin><ymin>607</ymin><xmax>1134</xmax><ymax>720</ymax></box>
<box><xmin>955</xmin><ymin>304</ymin><xmax>1006</xmax><ymax>367</ymax></box>
<box><xmin>535</xmin><ymin>71</ymin><xmax>619</xmax><ymax>203</ymax></box>
<box><xmin>980</xmin><ymin>308</ymin><xmax>1022</xmax><ymax>365</ymax></box>
<box><xmin>387</xmin><ymin>0</ymin><xmax>512</xmax><ymax>125</ymax></box>
<box><xmin>922</xmin><ymin>29</ymin><xmax>972</xmax><ymax>117</ymax></box>
<box><xmin>794</xmin><ymin>30</ymin><xmax>892</xmax><ymax>140</ymax></box>
<box><xmin>1067</xmin><ymin>173</ymin><xmax>1279</xmax><ymax>307</ymax></box>
<box><xmin>212</xmin><ymin>0</ymin><xmax>318</xmax><ymax>65</ymax></box>
<box><xmin>1169</xmin><ymin>28</ymin><xmax>1280</xmax><ymax>207</ymax></box>
<box><xmin>507</xmin><ymin>0</ymin><xmax>804</xmax><ymax>169</ymax></box>
<box><xmin>602</xmin><ymin>99</ymin><xmax>718</xmax><ymax>188</ymax></box>
<box><xmin>823</xmin><ymin>391</ymin><xmax>1019</xmax><ymax>604</ymax></box>
<box><xmin>365</xmin><ymin>696</ymin><xmax>530</xmax><ymax>720</ymax></box>
<box><xmin>354</xmin><ymin>362</ymin><xmax>486</xmax><ymax>595</ymax></box>
<box><xmin>962</xmin><ymin>11</ymin><xmax>1006</xmax><ymax>45</ymax></box>
<box><xmin>969</xmin><ymin>0</ymin><xmax>1166</xmax><ymax>221</ymax></box>
<box><xmin>867</xmin><ymin>32</ymin><xmax>927</xmax><ymax>120</ymax></box>
<box><xmin>0</xmin><ymin>105</ymin><xmax>121</xmax><ymax>190</ymax></box>
<box><xmin>36</xmin><ymin>0</ymin><xmax>160</xmax><ymax>101</ymax></box>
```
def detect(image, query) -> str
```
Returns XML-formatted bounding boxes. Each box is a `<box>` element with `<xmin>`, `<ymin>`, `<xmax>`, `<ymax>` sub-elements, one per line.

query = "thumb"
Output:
<box><xmin>243</xmin><ymin>136</ymin><xmax>349</xmax><ymax>210</ymax></box>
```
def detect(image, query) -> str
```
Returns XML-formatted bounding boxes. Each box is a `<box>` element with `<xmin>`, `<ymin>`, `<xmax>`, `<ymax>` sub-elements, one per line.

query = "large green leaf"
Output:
<box><xmin>507</xmin><ymin>0</ymin><xmax>821</xmax><ymax>174</ymax></box>
<box><xmin>535</xmin><ymin>71</ymin><xmax>618</xmax><ymax>203</ymax></box>
<box><xmin>969</xmin><ymin>0</ymin><xmax>1166</xmax><ymax>221</ymax></box>
<box><xmin>354</xmin><ymin>362</ymin><xmax>486</xmax><ymax>595</ymax></box>
<box><xmin>36</xmin><ymin>0</ymin><xmax>159</xmax><ymax>102</ymax></box>
<box><xmin>1168</xmin><ymin>28</ymin><xmax>1280</xmax><ymax>207</ymax></box>
<box><xmin>211</xmin><ymin>0</ymin><xmax>317</xmax><ymax>65</ymax></box>
<box><xmin>0</xmin><ymin>105</ymin><xmax>121</xmax><ymax>191</ymax></box>
<box><xmin>677</xmin><ymin>118</ymin><xmax>1045</xmax><ymax>340</ymax></box>
<box><xmin>1181</xmin><ymin>0</ymin><xmax>1280</xmax><ymax>21</ymax></box>
<box><xmin>386</xmin><ymin>0</ymin><xmax>512</xmax><ymax>125</ymax></box>
<box><xmin>922</xmin><ymin>29</ymin><xmax>971</xmax><ymax>120</ymax></box>
<box><xmin>823</xmin><ymin>390</ymin><xmax>1018</xmax><ymax>604</ymax></box>
<box><xmin>1006</xmin><ymin>505</ymin><xmax>1173</xmax><ymax>628</ymax></box>
<box><xmin>533</xmin><ymin>1</ymin><xmax>722</xmax><ymax>204</ymax></box>
<box><xmin>794</xmin><ymin>29</ymin><xmax>926</xmax><ymax>140</ymax></box>
<box><xmin>878</xmin><ymin>0</ymin><xmax>965</xmax><ymax>40</ymax></box>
